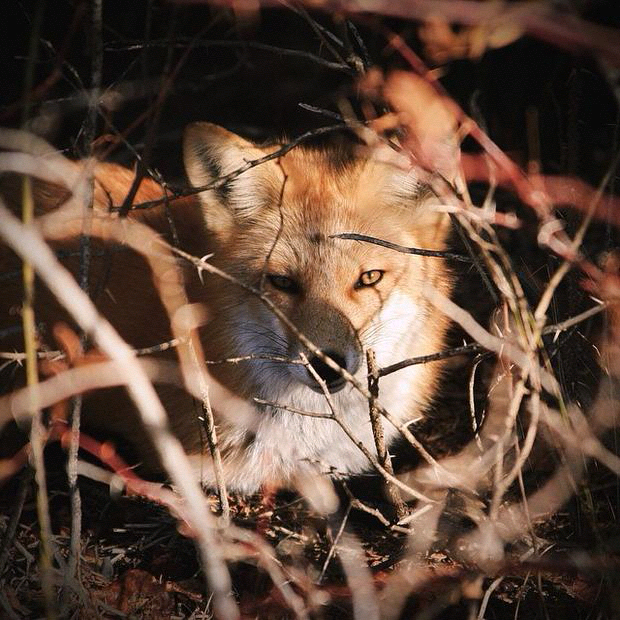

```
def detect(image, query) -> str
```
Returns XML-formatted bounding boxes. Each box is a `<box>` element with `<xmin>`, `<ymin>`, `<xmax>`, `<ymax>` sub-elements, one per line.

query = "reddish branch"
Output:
<box><xmin>200</xmin><ymin>0</ymin><xmax>620</xmax><ymax>67</ymax></box>
<box><xmin>462</xmin><ymin>154</ymin><xmax>620</xmax><ymax>229</ymax></box>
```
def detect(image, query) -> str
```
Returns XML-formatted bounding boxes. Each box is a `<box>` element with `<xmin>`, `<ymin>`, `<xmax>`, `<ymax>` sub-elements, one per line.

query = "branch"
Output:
<box><xmin>0</xmin><ymin>199</ymin><xmax>239</xmax><ymax>620</ymax></box>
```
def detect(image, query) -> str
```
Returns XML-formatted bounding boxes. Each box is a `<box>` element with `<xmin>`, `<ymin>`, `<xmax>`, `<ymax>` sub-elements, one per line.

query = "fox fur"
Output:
<box><xmin>0</xmin><ymin>123</ymin><xmax>453</xmax><ymax>493</ymax></box>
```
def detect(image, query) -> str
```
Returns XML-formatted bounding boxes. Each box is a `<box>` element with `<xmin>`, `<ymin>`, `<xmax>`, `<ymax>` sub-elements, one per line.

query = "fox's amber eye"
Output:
<box><xmin>355</xmin><ymin>270</ymin><xmax>384</xmax><ymax>289</ymax></box>
<box><xmin>266</xmin><ymin>274</ymin><xmax>300</xmax><ymax>294</ymax></box>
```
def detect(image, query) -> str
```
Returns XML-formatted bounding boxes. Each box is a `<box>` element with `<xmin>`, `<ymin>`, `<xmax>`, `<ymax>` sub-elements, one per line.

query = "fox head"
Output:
<box><xmin>183</xmin><ymin>123</ymin><xmax>452</xmax><ymax>405</ymax></box>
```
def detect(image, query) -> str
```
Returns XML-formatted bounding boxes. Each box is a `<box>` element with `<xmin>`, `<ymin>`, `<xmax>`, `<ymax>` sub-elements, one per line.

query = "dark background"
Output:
<box><xmin>2</xmin><ymin>0</ymin><xmax>618</xmax><ymax>186</ymax></box>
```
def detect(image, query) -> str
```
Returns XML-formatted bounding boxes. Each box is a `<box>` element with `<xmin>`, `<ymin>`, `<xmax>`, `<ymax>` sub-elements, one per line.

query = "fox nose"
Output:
<box><xmin>307</xmin><ymin>351</ymin><xmax>347</xmax><ymax>393</ymax></box>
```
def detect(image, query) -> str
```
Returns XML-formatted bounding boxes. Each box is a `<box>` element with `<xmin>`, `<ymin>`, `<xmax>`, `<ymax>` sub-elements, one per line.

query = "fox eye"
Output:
<box><xmin>355</xmin><ymin>270</ymin><xmax>384</xmax><ymax>289</ymax></box>
<box><xmin>266</xmin><ymin>274</ymin><xmax>300</xmax><ymax>294</ymax></box>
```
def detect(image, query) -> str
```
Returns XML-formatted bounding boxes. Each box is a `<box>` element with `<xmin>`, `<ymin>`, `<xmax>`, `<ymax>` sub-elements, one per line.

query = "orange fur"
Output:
<box><xmin>1</xmin><ymin>124</ymin><xmax>454</xmax><ymax>492</ymax></box>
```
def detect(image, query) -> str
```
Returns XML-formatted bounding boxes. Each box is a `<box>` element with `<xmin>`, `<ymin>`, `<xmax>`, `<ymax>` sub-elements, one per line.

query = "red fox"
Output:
<box><xmin>0</xmin><ymin>123</ymin><xmax>453</xmax><ymax>493</ymax></box>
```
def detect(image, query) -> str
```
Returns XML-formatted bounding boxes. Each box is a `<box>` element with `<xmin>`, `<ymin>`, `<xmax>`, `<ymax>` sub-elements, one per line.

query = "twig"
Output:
<box><xmin>378</xmin><ymin>342</ymin><xmax>483</xmax><ymax>377</ymax></box>
<box><xmin>0</xmin><ymin>200</ymin><xmax>240</xmax><ymax>620</ymax></box>
<box><xmin>115</xmin><ymin>123</ymin><xmax>349</xmax><ymax>213</ymax></box>
<box><xmin>366</xmin><ymin>349</ymin><xmax>406</xmax><ymax>518</ymax></box>
<box><xmin>468</xmin><ymin>354</ymin><xmax>487</xmax><ymax>450</ymax></box>
<box><xmin>533</xmin><ymin>147</ymin><xmax>620</xmax><ymax>330</ymax></box>
<box><xmin>450</xmin><ymin>212</ymin><xmax>500</xmax><ymax>305</ymax></box>
<box><xmin>104</xmin><ymin>37</ymin><xmax>353</xmax><ymax>73</ymax></box>
<box><xmin>0</xmin><ymin>469</ymin><xmax>32</xmax><ymax>578</ymax></box>
<box><xmin>227</xmin><ymin>525</ymin><xmax>310</xmax><ymax>619</ymax></box>
<box><xmin>0</xmin><ymin>358</ymin><xmax>183</xmax><ymax>431</ymax></box>
<box><xmin>253</xmin><ymin>398</ymin><xmax>333</xmax><ymax>419</ymax></box>
<box><xmin>182</xmin><ymin>123</ymin><xmax>349</xmax><ymax>196</ymax></box>
<box><xmin>424</xmin><ymin>286</ymin><xmax>558</xmax><ymax>395</ymax></box>
<box><xmin>490</xmin><ymin>387</ymin><xmax>542</xmax><ymax>519</ymax></box>
<box><xmin>318</xmin><ymin>502</ymin><xmax>352</xmax><ymax>583</ymax></box>
<box><xmin>477</xmin><ymin>576</ymin><xmax>504</xmax><ymax>620</ymax></box>
<box><xmin>336</xmin><ymin>475</ymin><xmax>409</xmax><ymax>533</ymax></box>
<box><xmin>207</xmin><ymin>353</ymin><xmax>303</xmax><ymax>365</ymax></box>
<box><xmin>380</xmin><ymin>500</ymin><xmax>447</xmax><ymax>620</ymax></box>
<box><xmin>190</xmin><ymin>337</ymin><xmax>230</xmax><ymax>521</ymax></box>
<box><xmin>462</xmin><ymin>157</ymin><xmax>620</xmax><ymax>229</ymax></box>
<box><xmin>338</xmin><ymin>531</ymin><xmax>380</xmax><ymax>620</ymax></box>
<box><xmin>66</xmin><ymin>3</ymin><xmax>103</xmax><ymax>599</ymax></box>
<box><xmin>298</xmin><ymin>353</ymin><xmax>435</xmax><ymax>502</ymax></box>
<box><xmin>331</xmin><ymin>232</ymin><xmax>472</xmax><ymax>262</ymax></box>
<box><xmin>21</xmin><ymin>176</ymin><xmax>56</xmax><ymax>618</ymax></box>
<box><xmin>543</xmin><ymin>406</ymin><xmax>620</xmax><ymax>478</ymax></box>
<box><xmin>541</xmin><ymin>303</ymin><xmax>606</xmax><ymax>336</ymax></box>
<box><xmin>63</xmin><ymin>394</ymin><xmax>83</xmax><ymax>608</ymax></box>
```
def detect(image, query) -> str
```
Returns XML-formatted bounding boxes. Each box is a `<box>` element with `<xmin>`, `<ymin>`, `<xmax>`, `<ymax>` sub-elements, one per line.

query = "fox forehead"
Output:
<box><xmin>231</xmin><ymin>147</ymin><xmax>427</xmax><ymax>264</ymax></box>
<box><xmin>277</xmin><ymin>144</ymin><xmax>421</xmax><ymax>215</ymax></box>
<box><xmin>184</xmin><ymin>122</ymin><xmax>448</xmax><ymax>285</ymax></box>
<box><xmin>233</xmin><ymin>194</ymin><xmax>416</xmax><ymax>281</ymax></box>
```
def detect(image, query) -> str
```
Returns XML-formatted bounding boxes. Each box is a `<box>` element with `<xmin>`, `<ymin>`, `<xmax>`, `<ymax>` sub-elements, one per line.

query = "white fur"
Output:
<box><xmin>191</xmin><ymin>292</ymin><xmax>431</xmax><ymax>493</ymax></box>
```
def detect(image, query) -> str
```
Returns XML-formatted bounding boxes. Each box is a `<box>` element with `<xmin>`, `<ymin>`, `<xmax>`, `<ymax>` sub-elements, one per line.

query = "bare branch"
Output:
<box><xmin>332</xmin><ymin>231</ymin><xmax>473</xmax><ymax>262</ymax></box>
<box><xmin>0</xmin><ymin>199</ymin><xmax>240</xmax><ymax>620</ymax></box>
<box><xmin>366</xmin><ymin>349</ymin><xmax>406</xmax><ymax>518</ymax></box>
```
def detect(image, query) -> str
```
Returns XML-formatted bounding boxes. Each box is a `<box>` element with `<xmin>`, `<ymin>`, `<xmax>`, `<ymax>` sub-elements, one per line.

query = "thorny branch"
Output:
<box><xmin>332</xmin><ymin>231</ymin><xmax>473</xmax><ymax>262</ymax></box>
<box><xmin>115</xmin><ymin>122</ymin><xmax>351</xmax><ymax>212</ymax></box>
<box><xmin>0</xmin><ymin>197</ymin><xmax>240</xmax><ymax>620</ymax></box>
<box><xmin>105</xmin><ymin>38</ymin><xmax>354</xmax><ymax>73</ymax></box>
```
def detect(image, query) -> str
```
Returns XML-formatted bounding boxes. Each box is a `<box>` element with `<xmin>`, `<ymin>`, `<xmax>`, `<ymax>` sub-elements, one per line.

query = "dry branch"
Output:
<box><xmin>0</xmin><ymin>198</ymin><xmax>240</xmax><ymax>620</ymax></box>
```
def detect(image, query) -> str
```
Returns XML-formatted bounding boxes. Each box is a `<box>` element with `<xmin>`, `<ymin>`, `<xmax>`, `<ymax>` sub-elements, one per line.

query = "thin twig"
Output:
<box><xmin>450</xmin><ymin>212</ymin><xmax>500</xmax><ymax>304</ymax></box>
<box><xmin>468</xmin><ymin>354</ymin><xmax>487</xmax><ymax>450</ymax></box>
<box><xmin>104</xmin><ymin>37</ymin><xmax>353</xmax><ymax>73</ymax></box>
<box><xmin>21</xmin><ymin>176</ymin><xmax>56</xmax><ymax>619</ymax></box>
<box><xmin>331</xmin><ymin>232</ymin><xmax>472</xmax><ymax>262</ymax></box>
<box><xmin>378</xmin><ymin>342</ymin><xmax>483</xmax><ymax>377</ymax></box>
<box><xmin>0</xmin><ymin>469</ymin><xmax>32</xmax><ymax>578</ymax></box>
<box><xmin>318</xmin><ymin>502</ymin><xmax>352</xmax><ymax>583</ymax></box>
<box><xmin>298</xmin><ymin>353</ymin><xmax>435</xmax><ymax>503</ymax></box>
<box><xmin>227</xmin><ymin>525</ymin><xmax>310</xmax><ymax>619</ymax></box>
<box><xmin>424</xmin><ymin>286</ymin><xmax>558</xmax><ymax>395</ymax></box>
<box><xmin>190</xmin><ymin>336</ymin><xmax>230</xmax><ymax>522</ymax></box>
<box><xmin>253</xmin><ymin>398</ymin><xmax>333</xmax><ymax>419</ymax></box>
<box><xmin>366</xmin><ymin>349</ymin><xmax>406</xmax><ymax>518</ymax></box>
<box><xmin>116</xmin><ymin>123</ymin><xmax>349</xmax><ymax>212</ymax></box>
<box><xmin>63</xmin><ymin>394</ymin><xmax>83</xmax><ymax>609</ymax></box>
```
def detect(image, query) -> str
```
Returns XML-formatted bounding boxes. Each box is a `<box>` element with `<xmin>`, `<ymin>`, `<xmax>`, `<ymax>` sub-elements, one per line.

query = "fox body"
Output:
<box><xmin>1</xmin><ymin>123</ymin><xmax>452</xmax><ymax>493</ymax></box>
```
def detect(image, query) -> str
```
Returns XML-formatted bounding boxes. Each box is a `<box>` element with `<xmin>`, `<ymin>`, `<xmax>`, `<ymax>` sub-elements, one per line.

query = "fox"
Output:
<box><xmin>0</xmin><ymin>123</ymin><xmax>453</xmax><ymax>494</ymax></box>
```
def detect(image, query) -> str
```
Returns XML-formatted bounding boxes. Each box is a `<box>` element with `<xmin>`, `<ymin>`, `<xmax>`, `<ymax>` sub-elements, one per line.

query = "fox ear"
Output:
<box><xmin>370</xmin><ymin>149</ymin><xmax>452</xmax><ymax>245</ymax></box>
<box><xmin>183</xmin><ymin>122</ymin><xmax>282</xmax><ymax>234</ymax></box>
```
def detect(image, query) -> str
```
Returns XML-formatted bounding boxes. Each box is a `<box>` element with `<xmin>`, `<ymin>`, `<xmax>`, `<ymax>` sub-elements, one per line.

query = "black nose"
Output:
<box><xmin>307</xmin><ymin>351</ymin><xmax>347</xmax><ymax>393</ymax></box>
